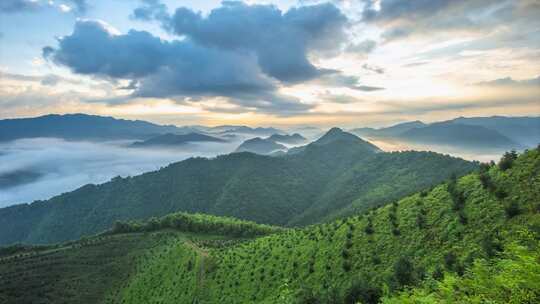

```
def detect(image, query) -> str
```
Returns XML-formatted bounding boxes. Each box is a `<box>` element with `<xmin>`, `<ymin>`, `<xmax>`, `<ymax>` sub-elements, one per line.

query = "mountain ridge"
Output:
<box><xmin>0</xmin><ymin>128</ymin><xmax>476</xmax><ymax>245</ymax></box>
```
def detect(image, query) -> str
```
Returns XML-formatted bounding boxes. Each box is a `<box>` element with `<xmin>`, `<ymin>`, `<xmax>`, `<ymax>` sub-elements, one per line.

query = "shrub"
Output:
<box><xmin>393</xmin><ymin>257</ymin><xmax>415</xmax><ymax>287</ymax></box>
<box><xmin>364</xmin><ymin>219</ymin><xmax>374</xmax><ymax>235</ymax></box>
<box><xmin>505</xmin><ymin>201</ymin><xmax>521</xmax><ymax>218</ymax></box>
<box><xmin>495</xmin><ymin>188</ymin><xmax>508</xmax><ymax>199</ymax></box>
<box><xmin>344</xmin><ymin>278</ymin><xmax>382</xmax><ymax>304</ymax></box>
<box><xmin>432</xmin><ymin>266</ymin><xmax>444</xmax><ymax>280</ymax></box>
<box><xmin>479</xmin><ymin>171</ymin><xmax>493</xmax><ymax>190</ymax></box>
<box><xmin>498</xmin><ymin>150</ymin><xmax>518</xmax><ymax>171</ymax></box>
<box><xmin>444</xmin><ymin>252</ymin><xmax>457</xmax><ymax>271</ymax></box>
<box><xmin>416</xmin><ymin>213</ymin><xmax>426</xmax><ymax>229</ymax></box>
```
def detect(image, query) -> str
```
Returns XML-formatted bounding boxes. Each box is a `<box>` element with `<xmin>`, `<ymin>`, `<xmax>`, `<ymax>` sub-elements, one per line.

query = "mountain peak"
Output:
<box><xmin>314</xmin><ymin>127</ymin><xmax>360</xmax><ymax>145</ymax></box>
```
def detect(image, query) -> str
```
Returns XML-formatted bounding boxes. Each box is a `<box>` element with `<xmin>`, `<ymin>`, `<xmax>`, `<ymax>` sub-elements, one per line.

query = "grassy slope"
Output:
<box><xmin>117</xmin><ymin>148</ymin><xmax>538</xmax><ymax>303</ymax></box>
<box><xmin>0</xmin><ymin>231</ymin><xmax>181</xmax><ymax>304</ymax></box>
<box><xmin>0</xmin><ymin>213</ymin><xmax>281</xmax><ymax>304</ymax></box>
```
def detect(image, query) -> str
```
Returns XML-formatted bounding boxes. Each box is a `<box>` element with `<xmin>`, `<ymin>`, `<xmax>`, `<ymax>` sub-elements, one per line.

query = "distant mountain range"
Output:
<box><xmin>0</xmin><ymin>114</ymin><xmax>189</xmax><ymax>142</ymax></box>
<box><xmin>0</xmin><ymin>114</ymin><xmax>287</xmax><ymax>142</ymax></box>
<box><xmin>0</xmin><ymin>128</ymin><xmax>476</xmax><ymax>245</ymax></box>
<box><xmin>130</xmin><ymin>133</ymin><xmax>225</xmax><ymax>148</ymax></box>
<box><xmin>351</xmin><ymin>116</ymin><xmax>540</xmax><ymax>150</ymax></box>
<box><xmin>4</xmin><ymin>114</ymin><xmax>535</xmax><ymax>151</ymax></box>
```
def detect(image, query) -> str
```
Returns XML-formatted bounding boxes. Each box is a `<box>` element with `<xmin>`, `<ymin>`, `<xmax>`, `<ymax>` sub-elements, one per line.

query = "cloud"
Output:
<box><xmin>43</xmin><ymin>20</ymin><xmax>311</xmax><ymax>114</ymax></box>
<box><xmin>0</xmin><ymin>71</ymin><xmax>79</xmax><ymax>86</ymax></box>
<box><xmin>131</xmin><ymin>0</ymin><xmax>169</xmax><ymax>21</ymax></box>
<box><xmin>361</xmin><ymin>63</ymin><xmax>384</xmax><ymax>74</ymax></box>
<box><xmin>43</xmin><ymin>1</ymin><xmax>358</xmax><ymax>115</ymax></box>
<box><xmin>362</xmin><ymin>0</ymin><xmax>540</xmax><ymax>45</ymax></box>
<box><xmin>167</xmin><ymin>1</ymin><xmax>349</xmax><ymax>83</ymax></box>
<box><xmin>68</xmin><ymin>0</ymin><xmax>88</xmax><ymax>13</ymax></box>
<box><xmin>319</xmin><ymin>92</ymin><xmax>363</xmax><ymax>104</ymax></box>
<box><xmin>345</xmin><ymin>39</ymin><xmax>377</xmax><ymax>54</ymax></box>
<box><xmin>475</xmin><ymin>76</ymin><xmax>540</xmax><ymax>88</ymax></box>
<box><xmin>310</xmin><ymin>72</ymin><xmax>384</xmax><ymax>91</ymax></box>
<box><xmin>0</xmin><ymin>0</ymin><xmax>88</xmax><ymax>14</ymax></box>
<box><xmin>0</xmin><ymin>137</ymin><xmax>244</xmax><ymax>207</ymax></box>
<box><xmin>0</xmin><ymin>0</ymin><xmax>40</xmax><ymax>13</ymax></box>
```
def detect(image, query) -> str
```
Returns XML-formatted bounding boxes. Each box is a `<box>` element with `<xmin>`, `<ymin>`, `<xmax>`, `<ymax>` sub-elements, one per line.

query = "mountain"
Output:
<box><xmin>266</xmin><ymin>133</ymin><xmax>307</xmax><ymax>145</ymax></box>
<box><xmin>315</xmin><ymin>127</ymin><xmax>381</xmax><ymax>148</ymax></box>
<box><xmin>2</xmin><ymin>148</ymin><xmax>537</xmax><ymax>304</ymax></box>
<box><xmin>0</xmin><ymin>114</ymin><xmax>191</xmax><ymax>142</ymax></box>
<box><xmin>351</xmin><ymin>120</ymin><xmax>426</xmax><ymax>138</ymax></box>
<box><xmin>351</xmin><ymin>116</ymin><xmax>538</xmax><ymax>151</ymax></box>
<box><xmin>130</xmin><ymin>133</ymin><xmax>225</xmax><ymax>148</ymax></box>
<box><xmin>0</xmin><ymin>128</ymin><xmax>476</xmax><ymax>245</ymax></box>
<box><xmin>0</xmin><ymin>212</ymin><xmax>282</xmax><ymax>304</ymax></box>
<box><xmin>449</xmin><ymin>116</ymin><xmax>540</xmax><ymax>147</ymax></box>
<box><xmin>289</xmin><ymin>126</ymin><xmax>325</xmax><ymax>139</ymax></box>
<box><xmin>400</xmin><ymin>122</ymin><xmax>519</xmax><ymax>150</ymax></box>
<box><xmin>234</xmin><ymin>137</ymin><xmax>287</xmax><ymax>155</ymax></box>
<box><xmin>209</xmin><ymin>125</ymin><xmax>285</xmax><ymax>136</ymax></box>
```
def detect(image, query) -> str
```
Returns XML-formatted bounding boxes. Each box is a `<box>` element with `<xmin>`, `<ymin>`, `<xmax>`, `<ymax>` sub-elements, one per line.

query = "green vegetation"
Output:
<box><xmin>0</xmin><ymin>231</ymin><xmax>181</xmax><ymax>304</ymax></box>
<box><xmin>1</xmin><ymin>148</ymin><xmax>538</xmax><ymax>303</ymax></box>
<box><xmin>0</xmin><ymin>128</ymin><xmax>476</xmax><ymax>245</ymax></box>
<box><xmin>107</xmin><ymin>211</ymin><xmax>283</xmax><ymax>237</ymax></box>
<box><xmin>0</xmin><ymin>143</ymin><xmax>540</xmax><ymax>304</ymax></box>
<box><xmin>119</xmin><ymin>148</ymin><xmax>538</xmax><ymax>303</ymax></box>
<box><xmin>0</xmin><ymin>212</ymin><xmax>279</xmax><ymax>304</ymax></box>
<box><xmin>382</xmin><ymin>230</ymin><xmax>540</xmax><ymax>304</ymax></box>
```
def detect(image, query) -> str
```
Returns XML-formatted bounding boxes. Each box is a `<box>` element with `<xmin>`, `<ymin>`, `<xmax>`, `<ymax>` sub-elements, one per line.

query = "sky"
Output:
<box><xmin>1</xmin><ymin>0</ymin><xmax>539</xmax><ymax>128</ymax></box>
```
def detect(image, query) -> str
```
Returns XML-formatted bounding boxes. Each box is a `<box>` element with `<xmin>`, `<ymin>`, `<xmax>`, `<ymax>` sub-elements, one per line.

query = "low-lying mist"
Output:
<box><xmin>0</xmin><ymin>137</ymin><xmax>244</xmax><ymax>208</ymax></box>
<box><xmin>368</xmin><ymin>138</ymin><xmax>507</xmax><ymax>163</ymax></box>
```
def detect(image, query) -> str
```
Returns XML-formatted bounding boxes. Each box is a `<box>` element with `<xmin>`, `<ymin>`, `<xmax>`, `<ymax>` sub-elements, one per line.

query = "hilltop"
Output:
<box><xmin>234</xmin><ymin>137</ymin><xmax>287</xmax><ymax>155</ymax></box>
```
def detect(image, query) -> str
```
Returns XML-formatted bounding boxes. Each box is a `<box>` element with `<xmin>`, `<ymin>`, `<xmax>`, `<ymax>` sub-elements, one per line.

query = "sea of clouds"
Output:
<box><xmin>0</xmin><ymin>137</ymin><xmax>244</xmax><ymax>208</ymax></box>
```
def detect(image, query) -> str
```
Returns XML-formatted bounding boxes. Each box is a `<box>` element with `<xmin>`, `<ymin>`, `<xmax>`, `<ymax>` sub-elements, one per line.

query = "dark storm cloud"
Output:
<box><xmin>43</xmin><ymin>2</ymin><xmax>360</xmax><ymax>115</ymax></box>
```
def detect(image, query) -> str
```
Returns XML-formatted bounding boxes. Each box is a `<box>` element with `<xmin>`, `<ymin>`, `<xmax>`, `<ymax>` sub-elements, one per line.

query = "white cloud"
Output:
<box><xmin>58</xmin><ymin>4</ymin><xmax>71</xmax><ymax>13</ymax></box>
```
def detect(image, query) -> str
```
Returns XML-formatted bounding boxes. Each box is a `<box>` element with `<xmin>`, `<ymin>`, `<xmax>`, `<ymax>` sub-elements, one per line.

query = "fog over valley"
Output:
<box><xmin>0</xmin><ymin>137</ymin><xmax>245</xmax><ymax>207</ymax></box>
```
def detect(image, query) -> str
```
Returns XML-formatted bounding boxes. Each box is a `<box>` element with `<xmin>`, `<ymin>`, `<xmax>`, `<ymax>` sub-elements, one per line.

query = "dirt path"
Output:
<box><xmin>184</xmin><ymin>240</ymin><xmax>210</xmax><ymax>304</ymax></box>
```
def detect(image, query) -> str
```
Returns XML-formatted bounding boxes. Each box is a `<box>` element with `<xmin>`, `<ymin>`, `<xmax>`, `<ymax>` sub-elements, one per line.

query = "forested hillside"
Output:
<box><xmin>0</xmin><ymin>129</ymin><xmax>475</xmax><ymax>245</ymax></box>
<box><xmin>2</xmin><ymin>147</ymin><xmax>537</xmax><ymax>304</ymax></box>
<box><xmin>0</xmin><ymin>213</ymin><xmax>281</xmax><ymax>304</ymax></box>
